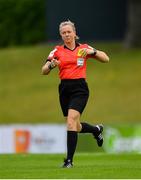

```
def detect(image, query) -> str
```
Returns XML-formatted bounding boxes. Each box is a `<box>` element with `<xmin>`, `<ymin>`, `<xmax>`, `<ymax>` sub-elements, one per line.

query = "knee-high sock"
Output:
<box><xmin>67</xmin><ymin>131</ymin><xmax>78</xmax><ymax>161</ymax></box>
<box><xmin>80</xmin><ymin>122</ymin><xmax>99</xmax><ymax>135</ymax></box>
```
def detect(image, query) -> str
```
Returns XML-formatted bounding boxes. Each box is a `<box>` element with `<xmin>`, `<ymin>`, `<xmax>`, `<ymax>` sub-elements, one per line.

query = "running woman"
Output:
<box><xmin>42</xmin><ymin>20</ymin><xmax>109</xmax><ymax>168</ymax></box>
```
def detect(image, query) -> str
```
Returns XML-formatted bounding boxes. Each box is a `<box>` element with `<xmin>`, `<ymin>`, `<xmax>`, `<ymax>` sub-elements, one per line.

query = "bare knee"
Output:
<box><xmin>67</xmin><ymin>116</ymin><xmax>77</xmax><ymax>131</ymax></box>
<box><xmin>67</xmin><ymin>110</ymin><xmax>80</xmax><ymax>131</ymax></box>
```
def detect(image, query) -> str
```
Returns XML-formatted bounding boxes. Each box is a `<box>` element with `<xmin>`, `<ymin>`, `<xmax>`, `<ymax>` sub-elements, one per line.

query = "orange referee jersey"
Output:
<box><xmin>47</xmin><ymin>43</ymin><xmax>95</xmax><ymax>79</ymax></box>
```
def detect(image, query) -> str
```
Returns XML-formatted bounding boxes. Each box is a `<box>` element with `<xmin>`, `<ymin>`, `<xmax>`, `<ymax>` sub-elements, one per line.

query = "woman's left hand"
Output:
<box><xmin>79</xmin><ymin>48</ymin><xmax>95</xmax><ymax>57</ymax></box>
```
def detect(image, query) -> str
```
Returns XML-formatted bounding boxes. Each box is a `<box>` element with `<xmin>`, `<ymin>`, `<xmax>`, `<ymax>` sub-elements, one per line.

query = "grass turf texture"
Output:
<box><xmin>0</xmin><ymin>43</ymin><xmax>141</xmax><ymax>124</ymax></box>
<box><xmin>0</xmin><ymin>153</ymin><xmax>141</xmax><ymax>179</ymax></box>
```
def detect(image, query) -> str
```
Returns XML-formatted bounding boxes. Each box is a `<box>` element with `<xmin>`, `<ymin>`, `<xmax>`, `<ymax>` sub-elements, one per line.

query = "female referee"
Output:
<box><xmin>42</xmin><ymin>20</ymin><xmax>109</xmax><ymax>168</ymax></box>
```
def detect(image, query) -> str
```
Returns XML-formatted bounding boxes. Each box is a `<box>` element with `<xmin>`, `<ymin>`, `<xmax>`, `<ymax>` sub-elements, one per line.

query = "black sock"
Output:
<box><xmin>67</xmin><ymin>131</ymin><xmax>78</xmax><ymax>162</ymax></box>
<box><xmin>80</xmin><ymin>122</ymin><xmax>99</xmax><ymax>134</ymax></box>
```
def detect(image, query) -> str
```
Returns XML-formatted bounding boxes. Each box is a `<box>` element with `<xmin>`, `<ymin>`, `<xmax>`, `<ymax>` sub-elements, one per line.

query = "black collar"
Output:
<box><xmin>64</xmin><ymin>42</ymin><xmax>80</xmax><ymax>51</ymax></box>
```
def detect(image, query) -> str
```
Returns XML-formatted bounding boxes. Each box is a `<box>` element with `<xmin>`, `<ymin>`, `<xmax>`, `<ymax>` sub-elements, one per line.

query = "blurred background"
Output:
<box><xmin>0</xmin><ymin>0</ymin><xmax>141</xmax><ymax>154</ymax></box>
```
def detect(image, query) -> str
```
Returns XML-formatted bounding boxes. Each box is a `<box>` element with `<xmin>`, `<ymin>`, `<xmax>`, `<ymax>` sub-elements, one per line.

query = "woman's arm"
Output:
<box><xmin>80</xmin><ymin>47</ymin><xmax>109</xmax><ymax>63</ymax></box>
<box><xmin>42</xmin><ymin>61</ymin><xmax>51</xmax><ymax>75</ymax></box>
<box><xmin>94</xmin><ymin>49</ymin><xmax>109</xmax><ymax>63</ymax></box>
<box><xmin>42</xmin><ymin>59</ymin><xmax>60</xmax><ymax>75</ymax></box>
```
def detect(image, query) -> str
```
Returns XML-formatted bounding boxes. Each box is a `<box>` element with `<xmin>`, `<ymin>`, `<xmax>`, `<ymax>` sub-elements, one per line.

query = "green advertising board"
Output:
<box><xmin>104</xmin><ymin>125</ymin><xmax>141</xmax><ymax>153</ymax></box>
<box><xmin>77</xmin><ymin>125</ymin><xmax>141</xmax><ymax>153</ymax></box>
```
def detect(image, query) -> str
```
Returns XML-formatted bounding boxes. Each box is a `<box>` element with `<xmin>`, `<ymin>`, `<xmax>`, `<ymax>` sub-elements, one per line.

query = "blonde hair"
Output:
<box><xmin>59</xmin><ymin>20</ymin><xmax>79</xmax><ymax>40</ymax></box>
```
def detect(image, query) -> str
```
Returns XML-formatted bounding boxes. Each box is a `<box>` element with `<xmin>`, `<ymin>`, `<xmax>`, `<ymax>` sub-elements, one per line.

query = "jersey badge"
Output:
<box><xmin>77</xmin><ymin>58</ymin><xmax>84</xmax><ymax>66</ymax></box>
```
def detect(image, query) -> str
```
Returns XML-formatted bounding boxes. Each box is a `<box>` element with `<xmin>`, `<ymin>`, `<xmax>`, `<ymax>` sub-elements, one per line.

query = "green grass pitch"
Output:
<box><xmin>0</xmin><ymin>43</ymin><xmax>141</xmax><ymax>124</ymax></box>
<box><xmin>0</xmin><ymin>153</ymin><xmax>141</xmax><ymax>179</ymax></box>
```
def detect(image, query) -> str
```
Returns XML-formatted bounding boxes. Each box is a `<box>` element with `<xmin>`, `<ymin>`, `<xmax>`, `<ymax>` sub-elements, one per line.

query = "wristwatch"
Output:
<box><xmin>48</xmin><ymin>61</ymin><xmax>55</xmax><ymax>70</ymax></box>
<box><xmin>92</xmin><ymin>48</ymin><xmax>97</xmax><ymax>56</ymax></box>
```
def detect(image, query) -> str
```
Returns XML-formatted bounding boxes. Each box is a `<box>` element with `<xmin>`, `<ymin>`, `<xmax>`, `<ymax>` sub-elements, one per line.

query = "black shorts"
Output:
<box><xmin>58</xmin><ymin>78</ymin><xmax>89</xmax><ymax>116</ymax></box>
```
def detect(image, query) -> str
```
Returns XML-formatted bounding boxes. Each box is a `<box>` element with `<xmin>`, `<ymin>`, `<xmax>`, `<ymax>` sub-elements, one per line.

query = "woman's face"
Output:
<box><xmin>60</xmin><ymin>25</ymin><xmax>76</xmax><ymax>44</ymax></box>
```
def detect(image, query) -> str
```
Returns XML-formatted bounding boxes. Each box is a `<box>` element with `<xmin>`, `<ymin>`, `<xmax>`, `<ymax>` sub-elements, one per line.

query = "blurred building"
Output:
<box><xmin>46</xmin><ymin>0</ymin><xmax>127</xmax><ymax>41</ymax></box>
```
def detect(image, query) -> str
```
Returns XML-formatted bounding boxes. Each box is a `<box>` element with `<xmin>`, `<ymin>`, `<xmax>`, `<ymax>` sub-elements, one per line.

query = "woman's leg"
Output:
<box><xmin>78</xmin><ymin>121</ymin><xmax>104</xmax><ymax>147</ymax></box>
<box><xmin>63</xmin><ymin>109</ymin><xmax>80</xmax><ymax>167</ymax></box>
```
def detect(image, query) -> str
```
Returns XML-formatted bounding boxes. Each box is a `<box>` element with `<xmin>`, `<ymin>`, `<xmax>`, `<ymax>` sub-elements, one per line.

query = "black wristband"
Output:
<box><xmin>45</xmin><ymin>59</ymin><xmax>51</xmax><ymax>63</ymax></box>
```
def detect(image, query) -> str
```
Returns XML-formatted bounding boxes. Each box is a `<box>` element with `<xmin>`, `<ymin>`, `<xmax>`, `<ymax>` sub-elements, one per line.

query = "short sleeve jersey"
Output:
<box><xmin>47</xmin><ymin>43</ymin><xmax>95</xmax><ymax>79</ymax></box>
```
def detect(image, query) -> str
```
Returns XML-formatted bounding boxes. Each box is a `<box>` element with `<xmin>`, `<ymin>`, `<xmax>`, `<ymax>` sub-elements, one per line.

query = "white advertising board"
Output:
<box><xmin>0</xmin><ymin>124</ymin><xmax>66</xmax><ymax>154</ymax></box>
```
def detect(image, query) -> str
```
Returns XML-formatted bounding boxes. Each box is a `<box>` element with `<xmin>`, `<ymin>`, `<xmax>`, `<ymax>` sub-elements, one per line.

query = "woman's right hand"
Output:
<box><xmin>50</xmin><ymin>59</ymin><xmax>60</xmax><ymax>68</ymax></box>
<box><xmin>42</xmin><ymin>59</ymin><xmax>60</xmax><ymax>75</ymax></box>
